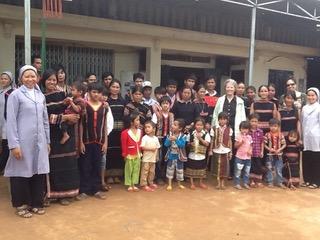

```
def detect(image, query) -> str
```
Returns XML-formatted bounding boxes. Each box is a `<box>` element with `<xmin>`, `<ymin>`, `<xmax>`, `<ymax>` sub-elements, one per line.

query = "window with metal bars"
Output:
<box><xmin>15</xmin><ymin>39</ymin><xmax>113</xmax><ymax>83</ymax></box>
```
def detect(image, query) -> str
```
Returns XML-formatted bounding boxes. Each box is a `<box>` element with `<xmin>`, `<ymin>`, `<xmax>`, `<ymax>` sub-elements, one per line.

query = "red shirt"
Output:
<box><xmin>121</xmin><ymin>128</ymin><xmax>142</xmax><ymax>158</ymax></box>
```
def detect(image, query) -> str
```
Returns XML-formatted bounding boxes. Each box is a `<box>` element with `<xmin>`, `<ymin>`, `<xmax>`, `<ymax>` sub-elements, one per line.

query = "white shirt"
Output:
<box><xmin>106</xmin><ymin>106</ymin><xmax>114</xmax><ymax>135</ymax></box>
<box><xmin>151</xmin><ymin>112</ymin><xmax>169</xmax><ymax>125</ymax></box>
<box><xmin>26</xmin><ymin>88</ymin><xmax>36</xmax><ymax>101</ymax></box>
<box><xmin>301</xmin><ymin>103</ymin><xmax>320</xmax><ymax>151</ymax></box>
<box><xmin>141</xmin><ymin>135</ymin><xmax>161</xmax><ymax>162</ymax></box>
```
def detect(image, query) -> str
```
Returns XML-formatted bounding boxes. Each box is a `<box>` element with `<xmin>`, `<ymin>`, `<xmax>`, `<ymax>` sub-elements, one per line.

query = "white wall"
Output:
<box><xmin>252</xmin><ymin>52</ymin><xmax>307</xmax><ymax>89</ymax></box>
<box><xmin>114</xmin><ymin>51</ymin><xmax>139</xmax><ymax>96</ymax></box>
<box><xmin>0</xmin><ymin>22</ymin><xmax>15</xmax><ymax>73</ymax></box>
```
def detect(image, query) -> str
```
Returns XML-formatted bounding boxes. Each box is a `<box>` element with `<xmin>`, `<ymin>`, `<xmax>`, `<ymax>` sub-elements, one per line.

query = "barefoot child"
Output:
<box><xmin>121</xmin><ymin>112</ymin><xmax>142</xmax><ymax>192</ymax></box>
<box><xmin>209</xmin><ymin>112</ymin><xmax>233</xmax><ymax>190</ymax></box>
<box><xmin>282</xmin><ymin>130</ymin><xmax>301</xmax><ymax>189</ymax></box>
<box><xmin>78</xmin><ymin>82</ymin><xmax>108</xmax><ymax>200</ymax></box>
<box><xmin>249</xmin><ymin>113</ymin><xmax>265</xmax><ymax>187</ymax></box>
<box><xmin>185</xmin><ymin>117</ymin><xmax>211</xmax><ymax>190</ymax></box>
<box><xmin>60</xmin><ymin>81</ymin><xmax>86</xmax><ymax>144</ymax></box>
<box><xmin>140</xmin><ymin>121</ymin><xmax>161</xmax><ymax>191</ymax></box>
<box><xmin>164</xmin><ymin>119</ymin><xmax>187</xmax><ymax>191</ymax></box>
<box><xmin>234</xmin><ymin>121</ymin><xmax>253</xmax><ymax>190</ymax></box>
<box><xmin>264</xmin><ymin>118</ymin><xmax>286</xmax><ymax>188</ymax></box>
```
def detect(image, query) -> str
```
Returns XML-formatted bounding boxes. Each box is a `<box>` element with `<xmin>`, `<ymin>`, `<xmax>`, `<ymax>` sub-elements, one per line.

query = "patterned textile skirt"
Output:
<box><xmin>47</xmin><ymin>124</ymin><xmax>79</xmax><ymax>199</ymax></box>
<box><xmin>106</xmin><ymin>129</ymin><xmax>124</xmax><ymax>177</ymax></box>
<box><xmin>250</xmin><ymin>157</ymin><xmax>265</xmax><ymax>183</ymax></box>
<box><xmin>210</xmin><ymin>153</ymin><xmax>229</xmax><ymax>179</ymax></box>
<box><xmin>283</xmin><ymin>157</ymin><xmax>300</xmax><ymax>186</ymax></box>
<box><xmin>185</xmin><ymin>158</ymin><xmax>207</xmax><ymax>178</ymax></box>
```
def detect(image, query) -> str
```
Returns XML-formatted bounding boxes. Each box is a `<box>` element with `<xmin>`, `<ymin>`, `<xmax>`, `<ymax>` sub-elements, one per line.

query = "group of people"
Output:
<box><xmin>0</xmin><ymin>55</ymin><xmax>320</xmax><ymax>218</ymax></box>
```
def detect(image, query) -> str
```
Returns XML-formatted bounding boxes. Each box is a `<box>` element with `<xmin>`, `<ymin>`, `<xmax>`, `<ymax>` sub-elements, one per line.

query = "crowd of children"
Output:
<box><xmin>1</xmin><ymin>61</ymin><xmax>320</xmax><ymax>218</ymax></box>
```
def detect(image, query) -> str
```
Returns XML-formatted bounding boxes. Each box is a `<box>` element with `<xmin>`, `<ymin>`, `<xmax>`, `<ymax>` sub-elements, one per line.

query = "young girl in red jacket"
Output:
<box><xmin>121</xmin><ymin>112</ymin><xmax>143</xmax><ymax>192</ymax></box>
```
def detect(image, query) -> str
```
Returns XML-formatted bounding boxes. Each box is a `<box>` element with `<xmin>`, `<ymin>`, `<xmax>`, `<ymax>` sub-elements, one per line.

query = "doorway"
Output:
<box><xmin>161</xmin><ymin>65</ymin><xmax>220</xmax><ymax>93</ymax></box>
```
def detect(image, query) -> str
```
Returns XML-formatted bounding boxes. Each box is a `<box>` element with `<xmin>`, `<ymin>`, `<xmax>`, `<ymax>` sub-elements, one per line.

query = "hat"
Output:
<box><xmin>18</xmin><ymin>65</ymin><xmax>37</xmax><ymax>82</ymax></box>
<box><xmin>307</xmin><ymin>87</ymin><xmax>320</xmax><ymax>103</ymax></box>
<box><xmin>142</xmin><ymin>81</ymin><xmax>152</xmax><ymax>89</ymax></box>
<box><xmin>1</xmin><ymin>71</ymin><xmax>15</xmax><ymax>88</ymax></box>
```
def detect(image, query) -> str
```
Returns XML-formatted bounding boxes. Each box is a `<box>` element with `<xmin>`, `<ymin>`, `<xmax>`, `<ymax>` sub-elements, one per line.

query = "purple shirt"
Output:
<box><xmin>250</xmin><ymin>128</ymin><xmax>264</xmax><ymax>158</ymax></box>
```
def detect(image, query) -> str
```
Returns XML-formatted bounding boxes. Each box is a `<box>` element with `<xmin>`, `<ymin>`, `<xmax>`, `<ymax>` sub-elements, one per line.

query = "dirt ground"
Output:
<box><xmin>0</xmin><ymin>176</ymin><xmax>320</xmax><ymax>240</ymax></box>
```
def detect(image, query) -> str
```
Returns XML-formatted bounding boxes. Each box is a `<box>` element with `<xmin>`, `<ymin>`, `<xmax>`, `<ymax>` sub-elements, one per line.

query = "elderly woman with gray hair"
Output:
<box><xmin>212</xmin><ymin>79</ymin><xmax>246</xmax><ymax>137</ymax></box>
<box><xmin>0</xmin><ymin>71</ymin><xmax>15</xmax><ymax>172</ymax></box>
<box><xmin>211</xmin><ymin>79</ymin><xmax>246</xmax><ymax>177</ymax></box>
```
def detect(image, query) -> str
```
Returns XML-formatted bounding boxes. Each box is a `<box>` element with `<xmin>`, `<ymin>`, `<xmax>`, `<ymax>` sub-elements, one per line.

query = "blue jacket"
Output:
<box><xmin>164</xmin><ymin>133</ymin><xmax>186</xmax><ymax>161</ymax></box>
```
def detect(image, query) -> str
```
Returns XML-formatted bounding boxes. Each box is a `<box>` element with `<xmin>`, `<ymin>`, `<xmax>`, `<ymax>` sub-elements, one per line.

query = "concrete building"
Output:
<box><xmin>0</xmin><ymin>0</ymin><xmax>319</xmax><ymax>96</ymax></box>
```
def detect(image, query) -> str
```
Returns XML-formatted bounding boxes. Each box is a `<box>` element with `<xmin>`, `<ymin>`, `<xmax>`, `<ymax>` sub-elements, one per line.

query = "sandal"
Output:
<box><xmin>133</xmin><ymin>186</ymin><xmax>140</xmax><ymax>192</ymax></box>
<box><xmin>190</xmin><ymin>184</ymin><xmax>196</xmax><ymax>190</ymax></box>
<box><xmin>30</xmin><ymin>208</ymin><xmax>46</xmax><ymax>215</ymax></box>
<box><xmin>150</xmin><ymin>184</ymin><xmax>158</xmax><ymax>189</ymax></box>
<box><xmin>59</xmin><ymin>198</ymin><xmax>71</xmax><ymax>206</ymax></box>
<box><xmin>127</xmin><ymin>187</ymin><xmax>133</xmax><ymax>192</ymax></box>
<box><xmin>289</xmin><ymin>185</ymin><xmax>296</xmax><ymax>191</ymax></box>
<box><xmin>300</xmin><ymin>182</ymin><xmax>310</xmax><ymax>187</ymax></box>
<box><xmin>43</xmin><ymin>199</ymin><xmax>51</xmax><ymax>207</ymax></box>
<box><xmin>142</xmin><ymin>186</ymin><xmax>154</xmax><ymax>192</ymax></box>
<box><xmin>166</xmin><ymin>185</ymin><xmax>172</xmax><ymax>191</ymax></box>
<box><xmin>308</xmin><ymin>184</ymin><xmax>318</xmax><ymax>189</ymax></box>
<box><xmin>101</xmin><ymin>184</ymin><xmax>110</xmax><ymax>192</ymax></box>
<box><xmin>94</xmin><ymin>191</ymin><xmax>107</xmax><ymax>200</ymax></box>
<box><xmin>16</xmin><ymin>206</ymin><xmax>32</xmax><ymax>218</ymax></box>
<box><xmin>75</xmin><ymin>193</ymin><xmax>89</xmax><ymax>201</ymax></box>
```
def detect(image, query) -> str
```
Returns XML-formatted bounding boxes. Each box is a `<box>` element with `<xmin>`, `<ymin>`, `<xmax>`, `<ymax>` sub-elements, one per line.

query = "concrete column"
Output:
<box><xmin>146</xmin><ymin>39</ymin><xmax>161</xmax><ymax>87</ymax></box>
<box><xmin>0</xmin><ymin>23</ymin><xmax>15</xmax><ymax>73</ymax></box>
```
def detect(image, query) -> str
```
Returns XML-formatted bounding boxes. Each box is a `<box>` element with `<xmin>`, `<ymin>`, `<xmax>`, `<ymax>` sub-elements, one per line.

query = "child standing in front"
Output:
<box><xmin>264</xmin><ymin>118</ymin><xmax>286</xmax><ymax>188</ymax></box>
<box><xmin>152</xmin><ymin>96</ymin><xmax>174</xmax><ymax>184</ymax></box>
<box><xmin>164</xmin><ymin>119</ymin><xmax>187</xmax><ymax>191</ymax></box>
<box><xmin>185</xmin><ymin>117</ymin><xmax>211</xmax><ymax>190</ymax></box>
<box><xmin>78</xmin><ymin>82</ymin><xmax>108</xmax><ymax>200</ymax></box>
<box><xmin>234</xmin><ymin>121</ymin><xmax>253</xmax><ymax>190</ymax></box>
<box><xmin>282</xmin><ymin>130</ymin><xmax>301</xmax><ymax>189</ymax></box>
<box><xmin>209</xmin><ymin>112</ymin><xmax>233</xmax><ymax>190</ymax></box>
<box><xmin>140</xmin><ymin>121</ymin><xmax>161</xmax><ymax>192</ymax></box>
<box><xmin>121</xmin><ymin>112</ymin><xmax>143</xmax><ymax>192</ymax></box>
<box><xmin>249</xmin><ymin>113</ymin><xmax>265</xmax><ymax>187</ymax></box>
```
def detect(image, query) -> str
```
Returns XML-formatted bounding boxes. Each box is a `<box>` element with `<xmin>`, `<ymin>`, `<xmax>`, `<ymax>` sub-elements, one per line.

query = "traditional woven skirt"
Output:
<box><xmin>210</xmin><ymin>153</ymin><xmax>229</xmax><ymax>179</ymax></box>
<box><xmin>47</xmin><ymin>124</ymin><xmax>80</xmax><ymax>199</ymax></box>
<box><xmin>106</xmin><ymin>129</ymin><xmax>124</xmax><ymax>177</ymax></box>
<box><xmin>250</xmin><ymin>157</ymin><xmax>264</xmax><ymax>183</ymax></box>
<box><xmin>283</xmin><ymin>157</ymin><xmax>300</xmax><ymax>186</ymax></box>
<box><xmin>185</xmin><ymin>158</ymin><xmax>207</xmax><ymax>178</ymax></box>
